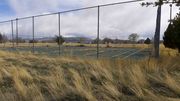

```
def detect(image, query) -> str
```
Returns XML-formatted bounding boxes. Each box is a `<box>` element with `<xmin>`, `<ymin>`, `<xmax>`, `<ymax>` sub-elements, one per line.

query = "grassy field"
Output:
<box><xmin>0</xmin><ymin>47</ymin><xmax>179</xmax><ymax>101</ymax></box>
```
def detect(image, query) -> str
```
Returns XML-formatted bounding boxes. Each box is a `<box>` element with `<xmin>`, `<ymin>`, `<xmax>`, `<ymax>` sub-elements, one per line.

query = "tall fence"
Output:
<box><xmin>0</xmin><ymin>0</ymin><xmax>156</xmax><ymax>59</ymax></box>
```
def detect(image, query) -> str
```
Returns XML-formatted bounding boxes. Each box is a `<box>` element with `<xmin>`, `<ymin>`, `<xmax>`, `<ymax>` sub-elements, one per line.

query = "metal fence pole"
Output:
<box><xmin>97</xmin><ymin>6</ymin><xmax>100</xmax><ymax>59</ymax></box>
<box><xmin>16</xmin><ymin>18</ymin><xmax>18</xmax><ymax>47</ymax></box>
<box><xmin>169</xmin><ymin>4</ymin><xmax>172</xmax><ymax>24</ymax></box>
<box><xmin>32</xmin><ymin>16</ymin><xmax>35</xmax><ymax>53</ymax></box>
<box><xmin>58</xmin><ymin>13</ymin><xmax>61</xmax><ymax>55</ymax></box>
<box><xmin>11</xmin><ymin>20</ymin><xmax>14</xmax><ymax>48</ymax></box>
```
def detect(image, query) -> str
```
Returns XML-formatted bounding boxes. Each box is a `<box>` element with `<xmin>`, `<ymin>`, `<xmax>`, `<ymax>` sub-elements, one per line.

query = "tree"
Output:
<box><xmin>91</xmin><ymin>38</ymin><xmax>101</xmax><ymax>44</ymax></box>
<box><xmin>102</xmin><ymin>38</ymin><xmax>113</xmax><ymax>47</ymax></box>
<box><xmin>163</xmin><ymin>24</ymin><xmax>175</xmax><ymax>48</ymax></box>
<box><xmin>0</xmin><ymin>33</ymin><xmax>8</xmax><ymax>43</ymax></box>
<box><xmin>0</xmin><ymin>33</ymin><xmax>8</xmax><ymax>47</ymax></box>
<box><xmin>144</xmin><ymin>38</ymin><xmax>151</xmax><ymax>44</ymax></box>
<box><xmin>17</xmin><ymin>37</ymin><xmax>26</xmax><ymax>43</ymax></box>
<box><xmin>55</xmin><ymin>35</ymin><xmax>65</xmax><ymax>45</ymax></box>
<box><xmin>0</xmin><ymin>33</ymin><xmax>3</xmax><ymax>43</ymax></box>
<box><xmin>114</xmin><ymin>39</ymin><xmax>120</xmax><ymax>44</ymax></box>
<box><xmin>29</xmin><ymin>40</ymin><xmax>38</xmax><ymax>43</ymax></box>
<box><xmin>163</xmin><ymin>13</ymin><xmax>180</xmax><ymax>53</ymax></box>
<box><xmin>128</xmin><ymin>33</ymin><xmax>139</xmax><ymax>43</ymax></box>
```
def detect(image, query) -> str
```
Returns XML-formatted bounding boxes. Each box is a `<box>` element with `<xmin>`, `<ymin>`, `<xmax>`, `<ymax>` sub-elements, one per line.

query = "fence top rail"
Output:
<box><xmin>0</xmin><ymin>0</ymin><xmax>144</xmax><ymax>24</ymax></box>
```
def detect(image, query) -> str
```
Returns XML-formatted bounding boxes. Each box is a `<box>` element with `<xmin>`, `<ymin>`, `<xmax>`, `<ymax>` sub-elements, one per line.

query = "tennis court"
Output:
<box><xmin>0</xmin><ymin>46</ymin><xmax>151</xmax><ymax>59</ymax></box>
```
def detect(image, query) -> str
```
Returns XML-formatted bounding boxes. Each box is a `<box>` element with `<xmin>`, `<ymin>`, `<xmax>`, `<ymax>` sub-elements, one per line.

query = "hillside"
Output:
<box><xmin>0</xmin><ymin>51</ymin><xmax>179</xmax><ymax>101</ymax></box>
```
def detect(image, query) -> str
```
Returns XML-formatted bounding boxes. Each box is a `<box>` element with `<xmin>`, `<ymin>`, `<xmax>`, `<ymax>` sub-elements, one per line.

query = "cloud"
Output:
<box><xmin>0</xmin><ymin>0</ymin><xmax>179</xmax><ymax>40</ymax></box>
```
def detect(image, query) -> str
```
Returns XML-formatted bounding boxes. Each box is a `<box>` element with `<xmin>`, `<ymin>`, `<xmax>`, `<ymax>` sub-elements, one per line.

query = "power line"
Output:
<box><xmin>0</xmin><ymin>0</ymin><xmax>144</xmax><ymax>24</ymax></box>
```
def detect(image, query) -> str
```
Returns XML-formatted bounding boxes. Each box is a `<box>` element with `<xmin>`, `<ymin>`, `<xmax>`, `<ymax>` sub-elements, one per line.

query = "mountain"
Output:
<box><xmin>64</xmin><ymin>37</ymin><xmax>92</xmax><ymax>43</ymax></box>
<box><xmin>31</xmin><ymin>36</ymin><xmax>92</xmax><ymax>43</ymax></box>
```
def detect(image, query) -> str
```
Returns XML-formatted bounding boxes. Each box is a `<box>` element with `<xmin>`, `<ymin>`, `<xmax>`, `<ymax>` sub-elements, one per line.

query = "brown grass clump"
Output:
<box><xmin>0</xmin><ymin>50</ymin><xmax>179</xmax><ymax>101</ymax></box>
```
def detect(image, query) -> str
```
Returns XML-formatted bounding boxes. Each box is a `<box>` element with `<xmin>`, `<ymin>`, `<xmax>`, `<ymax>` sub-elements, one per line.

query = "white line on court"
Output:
<box><xmin>111</xmin><ymin>49</ymin><xmax>134</xmax><ymax>58</ymax></box>
<box><xmin>123</xmin><ymin>48</ymin><xmax>145</xmax><ymax>59</ymax></box>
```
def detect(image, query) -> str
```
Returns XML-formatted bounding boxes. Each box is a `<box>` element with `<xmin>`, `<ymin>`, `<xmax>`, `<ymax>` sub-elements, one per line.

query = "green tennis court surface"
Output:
<box><xmin>0</xmin><ymin>46</ymin><xmax>151</xmax><ymax>59</ymax></box>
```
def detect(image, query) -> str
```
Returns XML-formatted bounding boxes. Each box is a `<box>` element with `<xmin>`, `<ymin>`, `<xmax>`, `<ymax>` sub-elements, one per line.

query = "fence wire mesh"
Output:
<box><xmin>0</xmin><ymin>0</ymin><xmax>156</xmax><ymax>59</ymax></box>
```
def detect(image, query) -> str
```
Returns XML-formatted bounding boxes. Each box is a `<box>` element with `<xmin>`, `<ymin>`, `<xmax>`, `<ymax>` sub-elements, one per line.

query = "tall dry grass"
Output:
<box><xmin>0</xmin><ymin>50</ymin><xmax>179</xmax><ymax>101</ymax></box>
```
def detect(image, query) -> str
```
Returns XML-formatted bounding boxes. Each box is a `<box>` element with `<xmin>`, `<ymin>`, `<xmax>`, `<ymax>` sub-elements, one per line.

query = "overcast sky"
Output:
<box><xmin>0</xmin><ymin>0</ymin><xmax>179</xmax><ymax>39</ymax></box>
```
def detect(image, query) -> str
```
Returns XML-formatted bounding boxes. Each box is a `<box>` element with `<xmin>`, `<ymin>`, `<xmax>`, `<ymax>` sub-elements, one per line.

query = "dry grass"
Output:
<box><xmin>0</xmin><ymin>42</ymin><xmax>151</xmax><ymax>48</ymax></box>
<box><xmin>0</xmin><ymin>49</ymin><xmax>179</xmax><ymax>101</ymax></box>
<box><xmin>160</xmin><ymin>45</ymin><xmax>179</xmax><ymax>57</ymax></box>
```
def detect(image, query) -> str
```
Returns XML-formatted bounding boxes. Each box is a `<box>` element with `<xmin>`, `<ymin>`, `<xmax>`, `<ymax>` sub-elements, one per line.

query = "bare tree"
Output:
<box><xmin>128</xmin><ymin>33</ymin><xmax>139</xmax><ymax>43</ymax></box>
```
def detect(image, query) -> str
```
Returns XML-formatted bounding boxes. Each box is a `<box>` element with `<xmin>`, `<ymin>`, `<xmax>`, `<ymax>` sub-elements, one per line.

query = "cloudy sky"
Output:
<box><xmin>0</xmin><ymin>0</ymin><xmax>179</xmax><ymax>40</ymax></box>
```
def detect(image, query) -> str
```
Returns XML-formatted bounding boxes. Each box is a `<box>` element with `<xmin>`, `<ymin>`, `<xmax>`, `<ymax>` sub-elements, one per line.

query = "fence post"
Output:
<box><xmin>11</xmin><ymin>20</ymin><xmax>14</xmax><ymax>48</ymax></box>
<box><xmin>97</xmin><ymin>6</ymin><xmax>100</xmax><ymax>59</ymax></box>
<box><xmin>16</xmin><ymin>18</ymin><xmax>18</xmax><ymax>47</ymax></box>
<box><xmin>169</xmin><ymin>4</ymin><xmax>172</xmax><ymax>24</ymax></box>
<box><xmin>58</xmin><ymin>12</ymin><xmax>61</xmax><ymax>56</ymax></box>
<box><xmin>32</xmin><ymin>16</ymin><xmax>35</xmax><ymax>53</ymax></box>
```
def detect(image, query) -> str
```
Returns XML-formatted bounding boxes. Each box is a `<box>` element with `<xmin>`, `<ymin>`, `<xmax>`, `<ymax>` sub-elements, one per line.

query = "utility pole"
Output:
<box><xmin>141</xmin><ymin>0</ymin><xmax>178</xmax><ymax>58</ymax></box>
<box><xmin>154</xmin><ymin>3</ymin><xmax>162</xmax><ymax>58</ymax></box>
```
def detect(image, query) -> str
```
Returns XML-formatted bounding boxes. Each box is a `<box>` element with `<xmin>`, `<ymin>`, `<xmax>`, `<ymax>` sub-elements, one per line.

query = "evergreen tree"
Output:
<box><xmin>0</xmin><ymin>33</ymin><xmax>3</xmax><ymax>43</ymax></box>
<box><xmin>144</xmin><ymin>38</ymin><xmax>151</xmax><ymax>44</ymax></box>
<box><xmin>0</xmin><ymin>33</ymin><xmax>8</xmax><ymax>43</ymax></box>
<box><xmin>55</xmin><ymin>35</ymin><xmax>65</xmax><ymax>45</ymax></box>
<box><xmin>163</xmin><ymin>14</ymin><xmax>180</xmax><ymax>52</ymax></box>
<box><xmin>102</xmin><ymin>38</ymin><xmax>113</xmax><ymax>47</ymax></box>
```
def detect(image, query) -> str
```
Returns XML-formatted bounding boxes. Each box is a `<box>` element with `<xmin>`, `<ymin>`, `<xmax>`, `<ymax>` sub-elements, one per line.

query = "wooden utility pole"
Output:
<box><xmin>141</xmin><ymin>0</ymin><xmax>175</xmax><ymax>58</ymax></box>
<box><xmin>154</xmin><ymin>4</ymin><xmax>162</xmax><ymax>58</ymax></box>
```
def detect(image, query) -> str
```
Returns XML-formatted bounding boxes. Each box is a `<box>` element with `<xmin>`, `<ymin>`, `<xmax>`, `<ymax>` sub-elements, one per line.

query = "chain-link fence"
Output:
<box><xmin>0</xmin><ymin>0</ymin><xmax>156</xmax><ymax>59</ymax></box>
